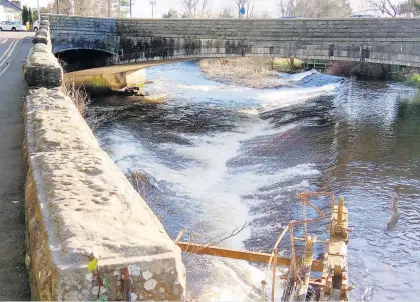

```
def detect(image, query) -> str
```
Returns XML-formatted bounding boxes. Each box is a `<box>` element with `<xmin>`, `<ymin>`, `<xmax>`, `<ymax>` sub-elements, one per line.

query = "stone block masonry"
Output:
<box><xmin>23</xmin><ymin>18</ymin><xmax>186</xmax><ymax>301</ymax></box>
<box><xmin>46</xmin><ymin>14</ymin><xmax>420</xmax><ymax>68</ymax></box>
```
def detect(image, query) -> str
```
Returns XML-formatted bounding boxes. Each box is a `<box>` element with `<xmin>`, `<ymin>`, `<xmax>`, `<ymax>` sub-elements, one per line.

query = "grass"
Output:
<box><xmin>62</xmin><ymin>78</ymin><xmax>126</xmax><ymax>130</ymax></box>
<box><xmin>272</xmin><ymin>58</ymin><xmax>303</xmax><ymax>72</ymax></box>
<box><xmin>131</xmin><ymin>83</ymin><xmax>145</xmax><ymax>88</ymax></box>
<box><xmin>62</xmin><ymin>78</ymin><xmax>91</xmax><ymax>117</ymax></box>
<box><xmin>407</xmin><ymin>73</ymin><xmax>420</xmax><ymax>88</ymax></box>
<box><xmin>199</xmin><ymin>57</ymin><xmax>304</xmax><ymax>88</ymax></box>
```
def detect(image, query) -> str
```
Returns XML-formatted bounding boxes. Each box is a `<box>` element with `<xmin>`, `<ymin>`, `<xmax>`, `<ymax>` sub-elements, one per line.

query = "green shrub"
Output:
<box><xmin>407</xmin><ymin>73</ymin><xmax>420</xmax><ymax>88</ymax></box>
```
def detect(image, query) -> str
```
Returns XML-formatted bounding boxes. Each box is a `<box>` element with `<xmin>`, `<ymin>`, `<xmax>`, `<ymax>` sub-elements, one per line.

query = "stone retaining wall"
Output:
<box><xmin>23</xmin><ymin>18</ymin><xmax>185</xmax><ymax>301</ymax></box>
<box><xmin>47</xmin><ymin>14</ymin><xmax>420</xmax><ymax>67</ymax></box>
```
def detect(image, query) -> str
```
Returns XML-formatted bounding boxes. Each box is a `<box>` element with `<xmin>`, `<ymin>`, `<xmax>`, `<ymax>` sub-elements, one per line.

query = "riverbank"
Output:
<box><xmin>326</xmin><ymin>61</ymin><xmax>420</xmax><ymax>83</ymax></box>
<box><xmin>199</xmin><ymin>57</ymin><xmax>420</xmax><ymax>89</ymax></box>
<box><xmin>198</xmin><ymin>57</ymin><xmax>303</xmax><ymax>88</ymax></box>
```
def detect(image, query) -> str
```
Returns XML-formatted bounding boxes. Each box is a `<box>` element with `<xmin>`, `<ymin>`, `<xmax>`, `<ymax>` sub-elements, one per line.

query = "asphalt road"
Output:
<box><xmin>0</xmin><ymin>31</ymin><xmax>34</xmax><ymax>300</ymax></box>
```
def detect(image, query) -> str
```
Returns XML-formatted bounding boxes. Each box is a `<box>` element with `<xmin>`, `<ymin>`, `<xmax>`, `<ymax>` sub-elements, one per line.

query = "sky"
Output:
<box><xmin>21</xmin><ymin>0</ymin><xmax>377</xmax><ymax>18</ymax></box>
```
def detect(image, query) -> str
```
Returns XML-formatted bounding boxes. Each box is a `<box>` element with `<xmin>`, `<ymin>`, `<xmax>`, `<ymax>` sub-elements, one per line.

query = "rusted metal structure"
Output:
<box><xmin>174</xmin><ymin>192</ymin><xmax>350</xmax><ymax>301</ymax></box>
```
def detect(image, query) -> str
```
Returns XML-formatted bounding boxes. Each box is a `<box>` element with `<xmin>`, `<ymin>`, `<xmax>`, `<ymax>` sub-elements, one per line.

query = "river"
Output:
<box><xmin>92</xmin><ymin>62</ymin><xmax>420</xmax><ymax>301</ymax></box>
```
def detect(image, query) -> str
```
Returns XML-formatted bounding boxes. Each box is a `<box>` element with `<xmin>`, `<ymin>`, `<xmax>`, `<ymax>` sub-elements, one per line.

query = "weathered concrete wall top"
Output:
<box><xmin>47</xmin><ymin>14</ymin><xmax>420</xmax><ymax>67</ymax></box>
<box><xmin>23</xmin><ymin>17</ymin><xmax>186</xmax><ymax>301</ymax></box>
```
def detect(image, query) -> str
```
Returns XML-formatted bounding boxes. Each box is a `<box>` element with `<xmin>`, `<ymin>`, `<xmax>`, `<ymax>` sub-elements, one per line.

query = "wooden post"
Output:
<box><xmin>296</xmin><ymin>236</ymin><xmax>317</xmax><ymax>301</ymax></box>
<box><xmin>320</xmin><ymin>197</ymin><xmax>349</xmax><ymax>301</ymax></box>
<box><xmin>289</xmin><ymin>223</ymin><xmax>297</xmax><ymax>280</ymax></box>
<box><xmin>337</xmin><ymin>197</ymin><xmax>344</xmax><ymax>235</ymax></box>
<box><xmin>387</xmin><ymin>191</ymin><xmax>400</xmax><ymax>231</ymax></box>
<box><xmin>175</xmin><ymin>230</ymin><xmax>184</xmax><ymax>243</ymax></box>
<box><xmin>281</xmin><ymin>235</ymin><xmax>317</xmax><ymax>301</ymax></box>
<box><xmin>281</xmin><ymin>223</ymin><xmax>298</xmax><ymax>302</ymax></box>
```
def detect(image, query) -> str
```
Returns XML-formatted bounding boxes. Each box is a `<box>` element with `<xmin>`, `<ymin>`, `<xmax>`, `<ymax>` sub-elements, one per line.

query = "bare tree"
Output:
<box><xmin>54</xmin><ymin>0</ymin><xmax>109</xmax><ymax>17</ymax></box>
<box><xmin>278</xmin><ymin>0</ymin><xmax>295</xmax><ymax>17</ymax></box>
<box><xmin>245</xmin><ymin>0</ymin><xmax>255</xmax><ymax>18</ymax></box>
<box><xmin>293</xmin><ymin>0</ymin><xmax>351</xmax><ymax>18</ymax></box>
<box><xmin>368</xmin><ymin>0</ymin><xmax>398</xmax><ymax>16</ymax></box>
<box><xmin>200</xmin><ymin>0</ymin><xmax>210</xmax><ymax>16</ymax></box>
<box><xmin>217</xmin><ymin>6</ymin><xmax>235</xmax><ymax>18</ymax></box>
<box><xmin>180</xmin><ymin>0</ymin><xmax>200</xmax><ymax>17</ymax></box>
<box><xmin>399</xmin><ymin>0</ymin><xmax>420</xmax><ymax>16</ymax></box>
<box><xmin>68</xmin><ymin>0</ymin><xmax>75</xmax><ymax>15</ymax></box>
<box><xmin>162</xmin><ymin>8</ymin><xmax>180</xmax><ymax>18</ymax></box>
<box><xmin>255</xmin><ymin>10</ymin><xmax>272</xmax><ymax>18</ymax></box>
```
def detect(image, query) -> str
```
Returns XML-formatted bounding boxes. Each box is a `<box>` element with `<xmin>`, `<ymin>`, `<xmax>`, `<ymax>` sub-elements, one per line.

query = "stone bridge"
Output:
<box><xmin>47</xmin><ymin>14</ymin><xmax>420</xmax><ymax>69</ymax></box>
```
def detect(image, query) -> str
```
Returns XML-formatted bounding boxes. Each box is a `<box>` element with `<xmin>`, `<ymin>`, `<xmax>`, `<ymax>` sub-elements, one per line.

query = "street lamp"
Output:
<box><xmin>150</xmin><ymin>1</ymin><xmax>156</xmax><ymax>18</ymax></box>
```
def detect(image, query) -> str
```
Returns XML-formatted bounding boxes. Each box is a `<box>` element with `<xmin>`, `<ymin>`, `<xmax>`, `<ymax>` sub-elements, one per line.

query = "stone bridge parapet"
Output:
<box><xmin>47</xmin><ymin>14</ymin><xmax>420</xmax><ymax>67</ymax></box>
<box><xmin>23</xmin><ymin>17</ymin><xmax>185</xmax><ymax>301</ymax></box>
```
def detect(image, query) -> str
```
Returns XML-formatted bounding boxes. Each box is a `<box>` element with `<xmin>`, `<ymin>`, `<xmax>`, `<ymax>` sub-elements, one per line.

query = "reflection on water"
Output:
<box><xmin>94</xmin><ymin>62</ymin><xmax>420</xmax><ymax>301</ymax></box>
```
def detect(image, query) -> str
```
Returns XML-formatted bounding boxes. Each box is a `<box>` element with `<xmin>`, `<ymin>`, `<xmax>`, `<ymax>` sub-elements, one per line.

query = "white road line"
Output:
<box><xmin>1</xmin><ymin>39</ymin><xmax>8</xmax><ymax>44</ymax></box>
<box><xmin>0</xmin><ymin>39</ymin><xmax>18</xmax><ymax>66</ymax></box>
<box><xmin>0</xmin><ymin>39</ymin><xmax>19</xmax><ymax>66</ymax></box>
<box><xmin>0</xmin><ymin>39</ymin><xmax>21</xmax><ymax>77</ymax></box>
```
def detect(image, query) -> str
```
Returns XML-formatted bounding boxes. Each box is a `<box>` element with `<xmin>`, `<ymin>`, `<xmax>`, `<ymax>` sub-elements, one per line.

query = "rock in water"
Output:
<box><xmin>387</xmin><ymin>191</ymin><xmax>399</xmax><ymax>231</ymax></box>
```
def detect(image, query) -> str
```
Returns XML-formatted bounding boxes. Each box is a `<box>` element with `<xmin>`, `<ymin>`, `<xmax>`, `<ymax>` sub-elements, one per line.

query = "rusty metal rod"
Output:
<box><xmin>271</xmin><ymin>248</ymin><xmax>278</xmax><ymax>302</ymax></box>
<box><xmin>261</xmin><ymin>280</ymin><xmax>267</xmax><ymax>302</ymax></box>
<box><xmin>176</xmin><ymin>241</ymin><xmax>323</xmax><ymax>271</ymax></box>
<box><xmin>294</xmin><ymin>237</ymin><xmax>326</xmax><ymax>243</ymax></box>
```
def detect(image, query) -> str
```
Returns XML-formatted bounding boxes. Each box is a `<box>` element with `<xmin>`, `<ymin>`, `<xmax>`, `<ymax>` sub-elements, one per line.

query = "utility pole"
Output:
<box><xmin>37</xmin><ymin>0</ymin><xmax>40</xmax><ymax>21</ymax></box>
<box><xmin>150</xmin><ymin>1</ymin><xmax>156</xmax><ymax>18</ymax></box>
<box><xmin>56</xmin><ymin>0</ymin><xmax>60</xmax><ymax>14</ymax></box>
<box><xmin>130</xmin><ymin>0</ymin><xmax>132</xmax><ymax>17</ymax></box>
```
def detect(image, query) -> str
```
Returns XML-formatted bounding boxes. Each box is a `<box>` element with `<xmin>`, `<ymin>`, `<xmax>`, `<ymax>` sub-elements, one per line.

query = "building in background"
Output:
<box><xmin>0</xmin><ymin>0</ymin><xmax>22</xmax><ymax>21</ymax></box>
<box><xmin>10</xmin><ymin>0</ymin><xmax>21</xmax><ymax>8</ymax></box>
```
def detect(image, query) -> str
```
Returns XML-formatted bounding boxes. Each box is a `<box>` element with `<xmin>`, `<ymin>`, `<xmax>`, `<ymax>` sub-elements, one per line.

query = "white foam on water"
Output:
<box><xmin>256</xmin><ymin>84</ymin><xmax>338</xmax><ymax>112</ymax></box>
<box><xmin>145</xmin><ymin>62</ymin><xmax>339</xmax><ymax>111</ymax></box>
<box><xmin>278</xmin><ymin>69</ymin><xmax>318</xmax><ymax>81</ymax></box>
<box><xmin>238</xmin><ymin>108</ymin><xmax>260</xmax><ymax>115</ymax></box>
<box><xmin>99</xmin><ymin>117</ymin><xmax>321</xmax><ymax>301</ymax></box>
<box><xmin>97</xmin><ymin>61</ymin><xmax>340</xmax><ymax>301</ymax></box>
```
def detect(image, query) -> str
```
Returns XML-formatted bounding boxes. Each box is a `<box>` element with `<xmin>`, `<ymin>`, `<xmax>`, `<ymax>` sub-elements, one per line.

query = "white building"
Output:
<box><xmin>0</xmin><ymin>0</ymin><xmax>22</xmax><ymax>21</ymax></box>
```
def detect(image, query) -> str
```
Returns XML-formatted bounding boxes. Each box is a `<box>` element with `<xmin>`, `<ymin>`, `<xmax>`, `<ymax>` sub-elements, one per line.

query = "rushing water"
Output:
<box><xmin>93</xmin><ymin>62</ymin><xmax>420</xmax><ymax>301</ymax></box>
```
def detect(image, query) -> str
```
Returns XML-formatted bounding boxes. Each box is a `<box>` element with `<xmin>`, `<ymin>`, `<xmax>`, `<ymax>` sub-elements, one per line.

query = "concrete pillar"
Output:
<box><xmin>126</xmin><ymin>69</ymin><xmax>146</xmax><ymax>87</ymax></box>
<box><xmin>67</xmin><ymin>69</ymin><xmax>146</xmax><ymax>95</ymax></box>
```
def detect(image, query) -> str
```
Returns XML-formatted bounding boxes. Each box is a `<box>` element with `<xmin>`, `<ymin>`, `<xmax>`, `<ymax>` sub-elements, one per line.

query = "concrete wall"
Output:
<box><xmin>47</xmin><ymin>14</ymin><xmax>420</xmax><ymax>67</ymax></box>
<box><xmin>23</xmin><ymin>18</ymin><xmax>186</xmax><ymax>301</ymax></box>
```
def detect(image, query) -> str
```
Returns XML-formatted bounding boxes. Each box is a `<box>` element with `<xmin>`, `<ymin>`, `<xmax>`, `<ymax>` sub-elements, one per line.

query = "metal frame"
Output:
<box><xmin>174</xmin><ymin>191</ymin><xmax>347</xmax><ymax>302</ymax></box>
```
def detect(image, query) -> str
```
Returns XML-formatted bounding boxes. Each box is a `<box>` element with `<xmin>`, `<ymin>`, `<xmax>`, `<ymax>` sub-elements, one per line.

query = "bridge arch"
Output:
<box><xmin>55</xmin><ymin>48</ymin><xmax>116</xmax><ymax>72</ymax></box>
